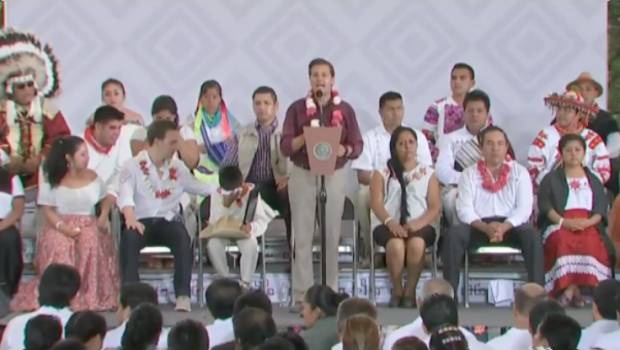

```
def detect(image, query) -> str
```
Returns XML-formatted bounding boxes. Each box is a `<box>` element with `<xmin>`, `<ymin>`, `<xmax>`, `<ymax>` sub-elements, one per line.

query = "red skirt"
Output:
<box><xmin>10</xmin><ymin>215</ymin><xmax>119</xmax><ymax>311</ymax></box>
<box><xmin>543</xmin><ymin>209</ymin><xmax>611</xmax><ymax>296</ymax></box>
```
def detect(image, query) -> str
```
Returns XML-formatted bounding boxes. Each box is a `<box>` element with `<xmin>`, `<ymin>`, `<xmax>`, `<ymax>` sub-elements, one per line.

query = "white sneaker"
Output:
<box><xmin>175</xmin><ymin>296</ymin><xmax>191</xmax><ymax>312</ymax></box>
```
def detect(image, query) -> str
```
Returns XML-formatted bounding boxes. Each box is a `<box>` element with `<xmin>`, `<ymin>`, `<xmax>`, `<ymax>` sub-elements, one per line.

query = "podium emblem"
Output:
<box><xmin>313</xmin><ymin>142</ymin><xmax>332</xmax><ymax>161</ymax></box>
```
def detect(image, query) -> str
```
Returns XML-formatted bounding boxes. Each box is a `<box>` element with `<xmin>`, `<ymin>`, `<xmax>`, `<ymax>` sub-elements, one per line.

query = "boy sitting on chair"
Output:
<box><xmin>202</xmin><ymin>165</ymin><xmax>276</xmax><ymax>287</ymax></box>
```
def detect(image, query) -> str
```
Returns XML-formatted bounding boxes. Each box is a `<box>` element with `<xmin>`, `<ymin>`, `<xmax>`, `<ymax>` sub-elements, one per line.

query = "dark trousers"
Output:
<box><xmin>0</xmin><ymin>226</ymin><xmax>22</xmax><ymax>297</ymax></box>
<box><xmin>120</xmin><ymin>218</ymin><xmax>193</xmax><ymax>297</ymax></box>
<box><xmin>441</xmin><ymin>217</ymin><xmax>544</xmax><ymax>295</ymax></box>
<box><xmin>256</xmin><ymin>181</ymin><xmax>292</xmax><ymax>248</ymax></box>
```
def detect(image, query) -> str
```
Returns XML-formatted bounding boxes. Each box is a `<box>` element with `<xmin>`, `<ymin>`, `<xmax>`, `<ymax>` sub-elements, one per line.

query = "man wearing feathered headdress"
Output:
<box><xmin>0</xmin><ymin>29</ymin><xmax>70</xmax><ymax>189</ymax></box>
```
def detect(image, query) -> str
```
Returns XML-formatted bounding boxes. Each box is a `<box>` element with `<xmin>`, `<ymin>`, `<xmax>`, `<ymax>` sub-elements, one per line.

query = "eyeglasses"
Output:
<box><xmin>14</xmin><ymin>81</ymin><xmax>34</xmax><ymax>90</ymax></box>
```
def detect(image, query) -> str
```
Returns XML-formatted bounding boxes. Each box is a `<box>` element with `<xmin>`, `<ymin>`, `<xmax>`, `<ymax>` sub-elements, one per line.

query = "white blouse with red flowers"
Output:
<box><xmin>118</xmin><ymin>150</ymin><xmax>215</xmax><ymax>220</ymax></box>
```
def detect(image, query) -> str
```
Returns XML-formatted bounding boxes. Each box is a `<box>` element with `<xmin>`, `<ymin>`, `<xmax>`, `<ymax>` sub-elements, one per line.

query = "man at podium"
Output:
<box><xmin>281</xmin><ymin>58</ymin><xmax>363</xmax><ymax>303</ymax></box>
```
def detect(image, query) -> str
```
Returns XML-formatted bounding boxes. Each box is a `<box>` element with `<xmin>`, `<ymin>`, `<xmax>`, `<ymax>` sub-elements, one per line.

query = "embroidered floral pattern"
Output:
<box><xmin>305</xmin><ymin>88</ymin><xmax>344</xmax><ymax>127</ymax></box>
<box><xmin>138</xmin><ymin>154</ymin><xmax>177</xmax><ymax>199</ymax></box>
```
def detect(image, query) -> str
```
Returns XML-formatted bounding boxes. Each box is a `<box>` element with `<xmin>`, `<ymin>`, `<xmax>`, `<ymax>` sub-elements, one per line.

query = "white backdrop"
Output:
<box><xmin>7</xmin><ymin>0</ymin><xmax>608</xmax><ymax>160</ymax></box>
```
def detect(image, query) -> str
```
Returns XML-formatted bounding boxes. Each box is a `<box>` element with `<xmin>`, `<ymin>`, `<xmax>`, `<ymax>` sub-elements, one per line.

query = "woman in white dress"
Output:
<box><xmin>370</xmin><ymin>126</ymin><xmax>441</xmax><ymax>308</ymax></box>
<box><xmin>11</xmin><ymin>136</ymin><xmax>119</xmax><ymax>311</ymax></box>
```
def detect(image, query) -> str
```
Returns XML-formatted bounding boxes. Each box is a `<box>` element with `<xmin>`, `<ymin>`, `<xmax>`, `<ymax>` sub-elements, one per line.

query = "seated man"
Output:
<box><xmin>419</xmin><ymin>294</ymin><xmax>491</xmax><ymax>350</ymax></box>
<box><xmin>442</xmin><ymin>126</ymin><xmax>544</xmax><ymax>297</ymax></box>
<box><xmin>351</xmin><ymin>91</ymin><xmax>432</xmax><ymax>262</ymax></box>
<box><xmin>205</xmin><ymin>279</ymin><xmax>243</xmax><ymax>348</ymax></box>
<box><xmin>578</xmin><ymin>279</ymin><xmax>620</xmax><ymax>349</ymax></box>
<box><xmin>486</xmin><ymin>283</ymin><xmax>545</xmax><ymax>350</ymax></box>
<box><xmin>436</xmin><ymin>89</ymin><xmax>491</xmax><ymax>226</ymax></box>
<box><xmin>528</xmin><ymin>90</ymin><xmax>610</xmax><ymax>187</ymax></box>
<box><xmin>118</xmin><ymin>120</ymin><xmax>215</xmax><ymax>312</ymax></box>
<box><xmin>204</xmin><ymin>165</ymin><xmax>275</xmax><ymax>287</ymax></box>
<box><xmin>533</xmin><ymin>313</ymin><xmax>581</xmax><ymax>350</ymax></box>
<box><xmin>102</xmin><ymin>282</ymin><xmax>167</xmax><ymax>349</ymax></box>
<box><xmin>1</xmin><ymin>264</ymin><xmax>79</xmax><ymax>350</ymax></box>
<box><xmin>593</xmin><ymin>290</ymin><xmax>620</xmax><ymax>350</ymax></box>
<box><xmin>222</xmin><ymin>86</ymin><xmax>291</xmax><ymax>248</ymax></box>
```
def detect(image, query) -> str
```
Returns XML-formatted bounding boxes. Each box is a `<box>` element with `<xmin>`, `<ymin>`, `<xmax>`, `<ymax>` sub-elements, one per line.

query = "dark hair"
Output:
<box><xmin>428</xmin><ymin>325</ymin><xmax>468</xmax><ymax>350</ymax></box>
<box><xmin>168</xmin><ymin>319</ymin><xmax>209</xmax><ymax>350</ymax></box>
<box><xmin>253</xmin><ymin>86</ymin><xmax>278</xmax><ymax>103</ymax></box>
<box><xmin>233</xmin><ymin>307</ymin><xmax>277</xmax><ymax>350</ymax></box>
<box><xmin>93</xmin><ymin>105</ymin><xmax>124</xmax><ymax>125</ymax></box>
<box><xmin>38</xmin><ymin>263</ymin><xmax>80</xmax><ymax>308</ymax></box>
<box><xmin>304</xmin><ymin>285</ymin><xmax>348</xmax><ymax>317</ymax></box>
<box><xmin>65</xmin><ymin>311</ymin><xmax>107</xmax><ymax>343</ymax></box>
<box><xmin>341</xmin><ymin>315</ymin><xmax>380</xmax><ymax>350</ymax></box>
<box><xmin>538</xmin><ymin>313</ymin><xmax>581</xmax><ymax>350</ymax></box>
<box><xmin>379</xmin><ymin>91</ymin><xmax>403</xmax><ymax>109</ymax></box>
<box><xmin>258</xmin><ymin>336</ymin><xmax>295</xmax><ymax>350</ymax></box>
<box><xmin>451</xmin><ymin>63</ymin><xmax>475</xmax><ymax>80</ymax></box>
<box><xmin>206</xmin><ymin>278</ymin><xmax>243</xmax><ymax>320</ymax></box>
<box><xmin>558</xmin><ymin>133</ymin><xmax>586</xmax><ymax>154</ymax></box>
<box><xmin>514</xmin><ymin>286</ymin><xmax>545</xmax><ymax>316</ymax></box>
<box><xmin>528</xmin><ymin>299</ymin><xmax>565</xmax><ymax>334</ymax></box>
<box><xmin>24</xmin><ymin>315</ymin><xmax>63</xmax><ymax>350</ymax></box>
<box><xmin>278</xmin><ymin>331</ymin><xmax>308</xmax><ymax>350</ymax></box>
<box><xmin>49</xmin><ymin>339</ymin><xmax>87</xmax><ymax>350</ymax></box>
<box><xmin>121</xmin><ymin>303</ymin><xmax>163</xmax><ymax>350</ymax></box>
<box><xmin>463</xmin><ymin>89</ymin><xmax>490</xmax><ymax>112</ymax></box>
<box><xmin>478</xmin><ymin>125</ymin><xmax>508</xmax><ymax>145</ymax></box>
<box><xmin>101</xmin><ymin>78</ymin><xmax>126</xmax><ymax>98</ymax></box>
<box><xmin>308</xmin><ymin>58</ymin><xmax>335</xmax><ymax>77</ymax></box>
<box><xmin>119</xmin><ymin>282</ymin><xmax>159</xmax><ymax>309</ymax></box>
<box><xmin>393</xmin><ymin>336</ymin><xmax>429</xmax><ymax>350</ymax></box>
<box><xmin>44</xmin><ymin>136</ymin><xmax>85</xmax><ymax>187</ymax></box>
<box><xmin>594</xmin><ymin>279</ymin><xmax>620</xmax><ymax>320</ymax></box>
<box><xmin>420</xmin><ymin>294</ymin><xmax>459</xmax><ymax>333</ymax></box>
<box><xmin>387</xmin><ymin>126</ymin><xmax>418</xmax><ymax>225</ymax></box>
<box><xmin>218</xmin><ymin>165</ymin><xmax>244</xmax><ymax>191</ymax></box>
<box><xmin>151</xmin><ymin>95</ymin><xmax>179</xmax><ymax>126</ymax></box>
<box><xmin>233</xmin><ymin>289</ymin><xmax>273</xmax><ymax>315</ymax></box>
<box><xmin>147</xmin><ymin>119</ymin><xmax>178</xmax><ymax>145</ymax></box>
<box><xmin>196</xmin><ymin>80</ymin><xmax>223</xmax><ymax>113</ymax></box>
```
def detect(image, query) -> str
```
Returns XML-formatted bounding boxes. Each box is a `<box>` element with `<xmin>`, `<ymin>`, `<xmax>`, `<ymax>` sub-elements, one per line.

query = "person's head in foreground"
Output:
<box><xmin>49</xmin><ymin>339</ymin><xmax>87</xmax><ymax>350</ymax></box>
<box><xmin>24</xmin><ymin>315</ymin><xmax>63</xmax><ymax>350</ymax></box>
<box><xmin>38</xmin><ymin>263</ymin><xmax>81</xmax><ymax>309</ymax></box>
<box><xmin>120</xmin><ymin>303</ymin><xmax>163</xmax><ymax>350</ymax></box>
<box><xmin>257</xmin><ymin>336</ymin><xmax>296</xmax><ymax>350</ymax></box>
<box><xmin>117</xmin><ymin>282</ymin><xmax>158</xmax><ymax>324</ymax></box>
<box><xmin>233</xmin><ymin>306</ymin><xmax>277</xmax><ymax>350</ymax></box>
<box><xmin>512</xmin><ymin>283</ymin><xmax>546</xmax><ymax>328</ymax></box>
<box><xmin>420</xmin><ymin>294</ymin><xmax>459</xmax><ymax>334</ymax></box>
<box><xmin>532</xmin><ymin>313</ymin><xmax>581</xmax><ymax>350</ymax></box>
<box><xmin>336</xmin><ymin>297</ymin><xmax>378</xmax><ymax>339</ymax></box>
<box><xmin>167</xmin><ymin>319</ymin><xmax>209</xmax><ymax>350</ymax></box>
<box><xmin>393</xmin><ymin>336</ymin><xmax>429</xmax><ymax>350</ymax></box>
<box><xmin>301</xmin><ymin>284</ymin><xmax>348</xmax><ymax>328</ymax></box>
<box><xmin>65</xmin><ymin>311</ymin><xmax>107</xmax><ymax>350</ymax></box>
<box><xmin>341</xmin><ymin>315</ymin><xmax>380</xmax><ymax>350</ymax></box>
<box><xmin>206</xmin><ymin>278</ymin><xmax>243</xmax><ymax>321</ymax></box>
<box><xmin>429</xmin><ymin>325</ymin><xmax>469</xmax><ymax>350</ymax></box>
<box><xmin>528</xmin><ymin>299</ymin><xmax>565</xmax><ymax>336</ymax></box>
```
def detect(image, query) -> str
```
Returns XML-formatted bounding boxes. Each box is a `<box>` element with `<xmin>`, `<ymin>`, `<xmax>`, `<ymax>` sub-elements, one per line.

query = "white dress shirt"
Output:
<box><xmin>578</xmin><ymin>319</ymin><xmax>619</xmax><ymax>350</ymax></box>
<box><xmin>593</xmin><ymin>327</ymin><xmax>620</xmax><ymax>350</ymax></box>
<box><xmin>456</xmin><ymin>160</ymin><xmax>533</xmax><ymax>227</ymax></box>
<box><xmin>209</xmin><ymin>186</ymin><xmax>275</xmax><ymax>238</ymax></box>
<box><xmin>436</xmin><ymin>126</ymin><xmax>477</xmax><ymax>185</ymax></box>
<box><xmin>486</xmin><ymin>327</ymin><xmax>531</xmax><ymax>350</ymax></box>
<box><xmin>379</xmin><ymin>317</ymin><xmax>491</xmax><ymax>350</ymax></box>
<box><xmin>0</xmin><ymin>306</ymin><xmax>73</xmax><ymax>350</ymax></box>
<box><xmin>86</xmin><ymin>123</ymin><xmax>139</xmax><ymax>196</ymax></box>
<box><xmin>351</xmin><ymin>125</ymin><xmax>432</xmax><ymax>172</ymax></box>
<box><xmin>118</xmin><ymin>150</ymin><xmax>215</xmax><ymax>220</ymax></box>
<box><xmin>206</xmin><ymin>317</ymin><xmax>234</xmax><ymax>348</ymax></box>
<box><xmin>102</xmin><ymin>321</ymin><xmax>169</xmax><ymax>349</ymax></box>
<box><xmin>0</xmin><ymin>175</ymin><xmax>24</xmax><ymax>219</ymax></box>
<box><xmin>382</xmin><ymin>318</ymin><xmax>426</xmax><ymax>350</ymax></box>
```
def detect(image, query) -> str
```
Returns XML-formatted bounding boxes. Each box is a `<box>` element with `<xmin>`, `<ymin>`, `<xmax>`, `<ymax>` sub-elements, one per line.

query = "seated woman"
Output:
<box><xmin>100</xmin><ymin>78</ymin><xmax>143</xmax><ymax>125</ymax></box>
<box><xmin>539</xmin><ymin>133</ymin><xmax>614</xmax><ymax>307</ymax></box>
<box><xmin>11</xmin><ymin>136</ymin><xmax>119</xmax><ymax>311</ymax></box>
<box><xmin>370</xmin><ymin>126</ymin><xmax>441</xmax><ymax>308</ymax></box>
<box><xmin>300</xmin><ymin>285</ymin><xmax>348</xmax><ymax>350</ymax></box>
<box><xmin>0</xmin><ymin>152</ymin><xmax>25</xmax><ymax>299</ymax></box>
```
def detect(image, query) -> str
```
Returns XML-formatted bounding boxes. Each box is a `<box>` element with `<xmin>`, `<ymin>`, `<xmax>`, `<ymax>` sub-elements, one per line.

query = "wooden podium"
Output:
<box><xmin>304</xmin><ymin>125</ymin><xmax>341</xmax><ymax>285</ymax></box>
